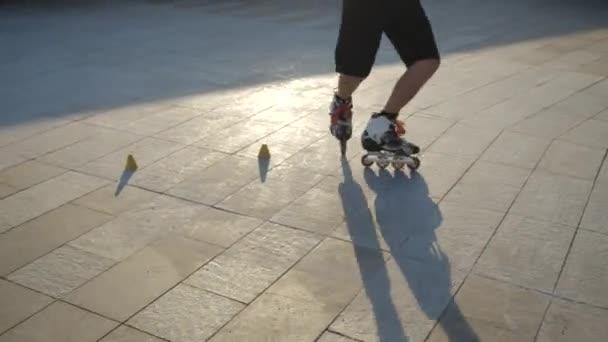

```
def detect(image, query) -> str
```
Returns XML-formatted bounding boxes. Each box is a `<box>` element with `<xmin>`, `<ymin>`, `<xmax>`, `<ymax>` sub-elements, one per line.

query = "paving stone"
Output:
<box><xmin>128</xmin><ymin>284</ymin><xmax>243</xmax><ymax>342</ymax></box>
<box><xmin>474</xmin><ymin>215</ymin><xmax>575</xmax><ymax>292</ymax></box>
<box><xmin>0</xmin><ymin>301</ymin><xmax>118</xmax><ymax>342</ymax></box>
<box><xmin>330</xmin><ymin>256</ymin><xmax>466</xmax><ymax>342</ymax></box>
<box><xmin>6</xmin><ymin>122</ymin><xmax>102</xmax><ymax>159</ymax></box>
<box><xmin>0</xmin><ymin>119</ymin><xmax>71</xmax><ymax>148</ymax></box>
<box><xmin>0</xmin><ymin>149</ymin><xmax>27</xmax><ymax>173</ymax></box>
<box><xmin>154</xmin><ymin>111</ymin><xmax>243</xmax><ymax>145</ymax></box>
<box><xmin>536</xmin><ymin>299</ymin><xmax>608</xmax><ymax>342</ymax></box>
<box><xmin>84</xmin><ymin>101</ymin><xmax>175</xmax><ymax>129</ymax></box>
<box><xmin>73</xmin><ymin>184</ymin><xmax>157</xmax><ymax>215</ymax></box>
<box><xmin>412</xmin><ymin>152</ymin><xmax>475</xmax><ymax>199</ymax></box>
<box><xmin>185</xmin><ymin>254</ymin><xmax>279</xmax><ymax>304</ymax></box>
<box><xmin>70</xmin><ymin>195</ymin><xmax>207</xmax><ymax>261</ymax></box>
<box><xmin>65</xmin><ymin>236</ymin><xmax>222</xmax><ymax>321</ymax></box>
<box><xmin>317</xmin><ymin>332</ymin><xmax>359</xmax><ymax>342</ymax></box>
<box><xmin>99</xmin><ymin>325</ymin><xmax>164</xmax><ymax>342</ymax></box>
<box><xmin>282</xmin><ymin>136</ymin><xmax>363</xmax><ymax>175</ymax></box>
<box><xmin>195</xmin><ymin>120</ymin><xmax>277</xmax><ymax>154</ymax></box>
<box><xmin>7</xmin><ymin>245</ymin><xmax>115</xmax><ymax>298</ymax></box>
<box><xmin>0</xmin><ymin>279</ymin><xmax>53</xmax><ymax>335</ymax></box>
<box><xmin>400</xmin><ymin>202</ymin><xmax>504</xmax><ymax>272</ymax></box>
<box><xmin>122</xmin><ymin>106</ymin><xmax>202</xmax><ymax>135</ymax></box>
<box><xmin>580</xmin><ymin>181</ymin><xmax>608</xmax><ymax>235</ymax></box>
<box><xmin>428</xmin><ymin>123</ymin><xmax>498</xmax><ymax>159</ymax></box>
<box><xmin>0</xmin><ymin>160</ymin><xmax>65</xmax><ymax>192</ymax></box>
<box><xmin>600</xmin><ymin>158</ymin><xmax>608</xmax><ymax>184</ymax></box>
<box><xmin>510</xmin><ymin>170</ymin><xmax>593</xmax><ymax>227</ymax></box>
<box><xmin>217</xmin><ymin>164</ymin><xmax>324</xmax><ymax>219</ymax></box>
<box><xmin>538</xmin><ymin>140</ymin><xmax>605</xmax><ymax>180</ymax></box>
<box><xmin>39</xmin><ymin>128</ymin><xmax>142</xmax><ymax>169</ymax></box>
<box><xmin>595</xmin><ymin>108</ymin><xmax>608</xmax><ymax>121</ymax></box>
<box><xmin>556</xmin><ymin>230</ymin><xmax>608</xmax><ymax>308</ymax></box>
<box><xmin>0</xmin><ymin>171</ymin><xmax>109</xmax><ymax>233</ymax></box>
<box><xmin>130</xmin><ymin>146</ymin><xmax>227</xmax><ymax>192</ymax></box>
<box><xmin>398</xmin><ymin>115</ymin><xmax>453</xmax><ymax>151</ymax></box>
<box><xmin>426</xmin><ymin>275</ymin><xmax>550</xmax><ymax>342</ymax></box>
<box><xmin>223</xmin><ymin>222</ymin><xmax>321</xmax><ymax>272</ymax></box>
<box><xmin>167</xmin><ymin>155</ymin><xmax>259</xmax><ymax>205</ymax></box>
<box><xmin>560</xmin><ymin>119</ymin><xmax>608</xmax><ymax>149</ymax></box>
<box><xmin>271</xmin><ymin>184</ymin><xmax>344</xmax><ymax>235</ymax></box>
<box><xmin>480</xmin><ymin>131</ymin><xmax>551</xmax><ymax>169</ymax></box>
<box><xmin>77</xmin><ymin>137</ymin><xmax>184</xmax><ymax>180</ymax></box>
<box><xmin>0</xmin><ymin>204</ymin><xmax>112</xmax><ymax>276</ymax></box>
<box><xmin>444</xmin><ymin>161</ymin><xmax>530</xmax><ymax>212</ymax></box>
<box><xmin>0</xmin><ymin>183</ymin><xmax>17</xmax><ymax>199</ymax></box>
<box><xmin>543</xmin><ymin>49</ymin><xmax>604</xmax><ymax>70</ymax></box>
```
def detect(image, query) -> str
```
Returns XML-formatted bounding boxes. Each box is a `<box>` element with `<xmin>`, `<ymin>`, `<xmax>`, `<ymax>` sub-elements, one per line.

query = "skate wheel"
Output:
<box><xmin>392</xmin><ymin>161</ymin><xmax>405</xmax><ymax>170</ymax></box>
<box><xmin>361</xmin><ymin>154</ymin><xmax>373</xmax><ymax>167</ymax></box>
<box><xmin>377</xmin><ymin>160</ymin><xmax>389</xmax><ymax>169</ymax></box>
<box><xmin>408</xmin><ymin>157</ymin><xmax>421</xmax><ymax>171</ymax></box>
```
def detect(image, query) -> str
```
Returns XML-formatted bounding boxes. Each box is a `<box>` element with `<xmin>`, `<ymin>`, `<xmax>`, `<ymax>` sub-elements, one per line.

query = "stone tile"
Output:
<box><xmin>7</xmin><ymin>245</ymin><xmax>115</xmax><ymax>298</ymax></box>
<box><xmin>0</xmin><ymin>149</ymin><xmax>27</xmax><ymax>173</ymax></box>
<box><xmin>0</xmin><ymin>301</ymin><xmax>118</xmax><ymax>342</ymax></box>
<box><xmin>317</xmin><ymin>332</ymin><xmax>358</xmax><ymax>342</ymax></box>
<box><xmin>426</xmin><ymin>275</ymin><xmax>550</xmax><ymax>342</ymax></box>
<box><xmin>480</xmin><ymin>131</ymin><xmax>551</xmax><ymax>169</ymax></box>
<box><xmin>510</xmin><ymin>170</ymin><xmax>593</xmax><ymax>227</ymax></box>
<box><xmin>600</xmin><ymin>158</ymin><xmax>608</xmax><ymax>184</ymax></box>
<box><xmin>73</xmin><ymin>184</ymin><xmax>157</xmax><ymax>215</ymax></box>
<box><xmin>537</xmin><ymin>299</ymin><xmax>608</xmax><ymax>342</ymax></box>
<box><xmin>195</xmin><ymin>120</ymin><xmax>277</xmax><ymax>154</ymax></box>
<box><xmin>185</xmin><ymin>254</ymin><xmax>279</xmax><ymax>304</ymax></box>
<box><xmin>129</xmin><ymin>284</ymin><xmax>244</xmax><ymax>342</ymax></box>
<box><xmin>0</xmin><ymin>204</ymin><xmax>112</xmax><ymax>276</ymax></box>
<box><xmin>167</xmin><ymin>155</ymin><xmax>258</xmax><ymax>205</ymax></box>
<box><xmin>208</xmin><ymin>292</ymin><xmax>338</xmax><ymax>342</ymax></box>
<box><xmin>0</xmin><ymin>183</ymin><xmax>17</xmax><ymax>199</ymax></box>
<box><xmin>560</xmin><ymin>119</ymin><xmax>608</xmax><ymax>149</ymax></box>
<box><xmin>223</xmin><ymin>222</ymin><xmax>321</xmax><ymax>272</ymax></box>
<box><xmin>444</xmin><ymin>161</ymin><xmax>530</xmax><ymax>212</ymax></box>
<box><xmin>77</xmin><ymin>137</ymin><xmax>184</xmax><ymax>180</ymax></box>
<box><xmin>99</xmin><ymin>325</ymin><xmax>164</xmax><ymax>342</ymax></box>
<box><xmin>39</xmin><ymin>128</ymin><xmax>142</xmax><ymax>169</ymax></box>
<box><xmin>475</xmin><ymin>215</ymin><xmax>575</xmax><ymax>292</ymax></box>
<box><xmin>65</xmin><ymin>236</ymin><xmax>222</xmax><ymax>321</ymax></box>
<box><xmin>400</xmin><ymin>202</ymin><xmax>504</xmax><ymax>272</ymax></box>
<box><xmin>0</xmin><ymin>160</ymin><xmax>65</xmax><ymax>192</ymax></box>
<box><xmin>414</xmin><ymin>152</ymin><xmax>475</xmax><ymax>199</ymax></box>
<box><xmin>5</xmin><ymin>122</ymin><xmax>102</xmax><ymax>159</ymax></box>
<box><xmin>595</xmin><ymin>108</ymin><xmax>608</xmax><ymax>121</ymax></box>
<box><xmin>556</xmin><ymin>230</ymin><xmax>608</xmax><ymax>307</ymax></box>
<box><xmin>130</xmin><ymin>146</ymin><xmax>227</xmax><ymax>192</ymax></box>
<box><xmin>175</xmin><ymin>206</ymin><xmax>263</xmax><ymax>247</ymax></box>
<box><xmin>0</xmin><ymin>171</ymin><xmax>109</xmax><ymax>233</ymax></box>
<box><xmin>217</xmin><ymin>164</ymin><xmax>324</xmax><ymax>219</ymax></box>
<box><xmin>0</xmin><ymin>119</ymin><xmax>71</xmax><ymax>148</ymax></box>
<box><xmin>508</xmin><ymin>110</ymin><xmax>587</xmax><ymax>140</ymax></box>
<box><xmin>281</xmin><ymin>136</ymin><xmax>363</xmax><ymax>175</ymax></box>
<box><xmin>84</xmin><ymin>101</ymin><xmax>174</xmax><ymax>129</ymax></box>
<box><xmin>399</xmin><ymin>115</ymin><xmax>453</xmax><ymax>151</ymax></box>
<box><xmin>70</xmin><ymin>195</ymin><xmax>207</xmax><ymax>261</ymax></box>
<box><xmin>271</xmin><ymin>181</ymin><xmax>344</xmax><ymax>235</ymax></box>
<box><xmin>0</xmin><ymin>279</ymin><xmax>53</xmax><ymax>334</ymax></box>
<box><xmin>122</xmin><ymin>106</ymin><xmax>202</xmax><ymax>135</ymax></box>
<box><xmin>154</xmin><ymin>111</ymin><xmax>243</xmax><ymax>145</ymax></box>
<box><xmin>538</xmin><ymin>140</ymin><xmax>605</xmax><ymax>180</ymax></box>
<box><xmin>581</xmin><ymin>181</ymin><xmax>608</xmax><ymax>235</ymax></box>
<box><xmin>428</xmin><ymin>123</ymin><xmax>499</xmax><ymax>158</ymax></box>
<box><xmin>579</xmin><ymin>56</ymin><xmax>608</xmax><ymax>77</ymax></box>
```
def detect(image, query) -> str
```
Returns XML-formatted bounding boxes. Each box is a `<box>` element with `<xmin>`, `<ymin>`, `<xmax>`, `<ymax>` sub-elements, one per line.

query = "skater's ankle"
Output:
<box><xmin>334</xmin><ymin>93</ymin><xmax>352</xmax><ymax>104</ymax></box>
<box><xmin>378</xmin><ymin>110</ymin><xmax>398</xmax><ymax>120</ymax></box>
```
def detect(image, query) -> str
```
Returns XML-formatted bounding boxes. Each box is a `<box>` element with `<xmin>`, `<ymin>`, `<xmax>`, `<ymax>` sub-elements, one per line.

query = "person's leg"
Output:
<box><xmin>361</xmin><ymin>0</ymin><xmax>440</xmax><ymax>153</ymax></box>
<box><xmin>330</xmin><ymin>0</ymin><xmax>383</xmax><ymax>140</ymax></box>
<box><xmin>382</xmin><ymin>0</ymin><xmax>440</xmax><ymax>118</ymax></box>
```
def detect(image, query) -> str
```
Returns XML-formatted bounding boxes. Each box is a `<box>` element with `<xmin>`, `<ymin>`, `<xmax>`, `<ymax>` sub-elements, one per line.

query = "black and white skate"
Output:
<box><xmin>360</xmin><ymin>131</ymin><xmax>421</xmax><ymax>171</ymax></box>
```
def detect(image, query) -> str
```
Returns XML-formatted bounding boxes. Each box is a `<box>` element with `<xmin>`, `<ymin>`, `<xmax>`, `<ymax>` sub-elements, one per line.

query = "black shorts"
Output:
<box><xmin>335</xmin><ymin>0</ymin><xmax>440</xmax><ymax>78</ymax></box>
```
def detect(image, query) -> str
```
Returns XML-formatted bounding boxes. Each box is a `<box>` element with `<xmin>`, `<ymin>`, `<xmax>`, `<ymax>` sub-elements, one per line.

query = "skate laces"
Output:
<box><xmin>330</xmin><ymin>98</ymin><xmax>353</xmax><ymax>126</ymax></box>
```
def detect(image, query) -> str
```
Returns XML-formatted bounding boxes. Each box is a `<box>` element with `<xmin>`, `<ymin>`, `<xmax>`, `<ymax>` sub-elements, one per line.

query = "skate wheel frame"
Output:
<box><xmin>361</xmin><ymin>151</ymin><xmax>421</xmax><ymax>171</ymax></box>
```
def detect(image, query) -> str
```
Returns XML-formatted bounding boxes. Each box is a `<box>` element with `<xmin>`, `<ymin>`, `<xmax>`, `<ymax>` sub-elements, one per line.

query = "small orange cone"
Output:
<box><xmin>258</xmin><ymin>144</ymin><xmax>271</xmax><ymax>159</ymax></box>
<box><xmin>125</xmin><ymin>154</ymin><xmax>138</xmax><ymax>171</ymax></box>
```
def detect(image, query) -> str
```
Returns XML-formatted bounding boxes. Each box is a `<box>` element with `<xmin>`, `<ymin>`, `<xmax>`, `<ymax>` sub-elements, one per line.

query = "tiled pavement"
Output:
<box><xmin>1</xmin><ymin>0</ymin><xmax>608</xmax><ymax>341</ymax></box>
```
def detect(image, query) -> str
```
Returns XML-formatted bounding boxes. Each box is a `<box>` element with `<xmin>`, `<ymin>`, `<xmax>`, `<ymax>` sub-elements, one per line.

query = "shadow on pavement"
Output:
<box><xmin>338</xmin><ymin>158</ymin><xmax>477</xmax><ymax>341</ymax></box>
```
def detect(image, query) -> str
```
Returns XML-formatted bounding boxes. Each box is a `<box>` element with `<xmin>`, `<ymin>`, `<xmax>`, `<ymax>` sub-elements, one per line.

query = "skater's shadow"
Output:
<box><xmin>338</xmin><ymin>159</ymin><xmax>478</xmax><ymax>342</ymax></box>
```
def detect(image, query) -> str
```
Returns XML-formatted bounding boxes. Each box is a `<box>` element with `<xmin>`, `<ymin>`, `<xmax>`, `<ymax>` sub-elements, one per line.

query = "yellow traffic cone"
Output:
<box><xmin>258</xmin><ymin>144</ymin><xmax>271</xmax><ymax>159</ymax></box>
<box><xmin>125</xmin><ymin>154</ymin><xmax>138</xmax><ymax>171</ymax></box>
